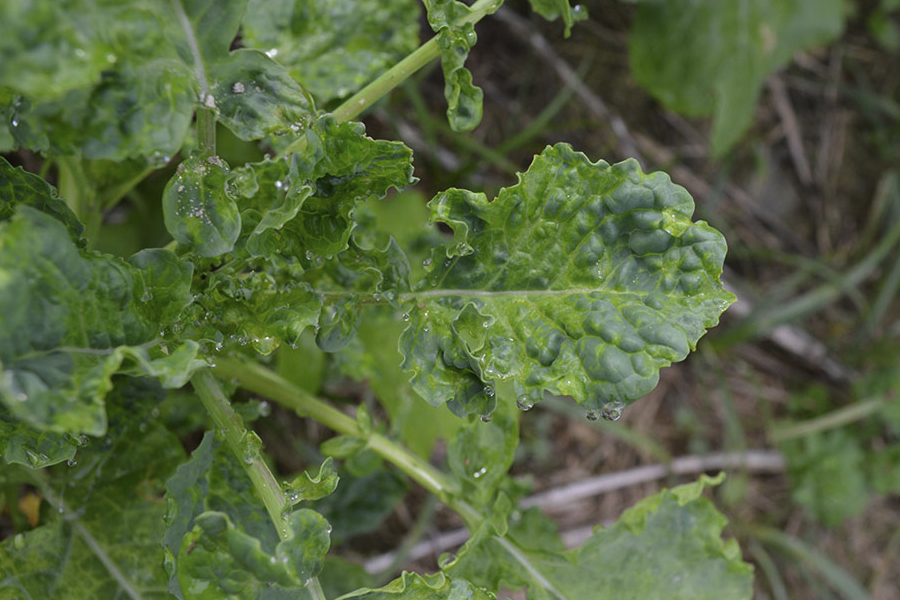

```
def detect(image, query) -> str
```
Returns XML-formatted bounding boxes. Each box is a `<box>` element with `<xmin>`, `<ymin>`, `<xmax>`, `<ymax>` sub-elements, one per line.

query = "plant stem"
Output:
<box><xmin>211</xmin><ymin>357</ymin><xmax>482</xmax><ymax>527</ymax></box>
<box><xmin>190</xmin><ymin>369</ymin><xmax>290</xmax><ymax>539</ymax></box>
<box><xmin>196</xmin><ymin>107</ymin><xmax>217</xmax><ymax>157</ymax></box>
<box><xmin>329</xmin><ymin>0</ymin><xmax>502</xmax><ymax>125</ymax></box>
<box><xmin>57</xmin><ymin>155</ymin><xmax>102</xmax><ymax>246</ymax></box>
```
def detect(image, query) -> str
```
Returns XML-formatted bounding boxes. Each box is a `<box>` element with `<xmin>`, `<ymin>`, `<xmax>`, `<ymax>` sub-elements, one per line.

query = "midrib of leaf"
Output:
<box><xmin>493</xmin><ymin>535</ymin><xmax>570</xmax><ymax>600</ymax></box>
<box><xmin>170</xmin><ymin>0</ymin><xmax>211</xmax><ymax>98</ymax></box>
<box><xmin>26</xmin><ymin>471</ymin><xmax>146</xmax><ymax>600</ymax></box>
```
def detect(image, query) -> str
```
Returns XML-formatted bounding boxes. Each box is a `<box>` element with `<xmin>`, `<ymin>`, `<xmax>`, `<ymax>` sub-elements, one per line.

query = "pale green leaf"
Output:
<box><xmin>445</xmin><ymin>475</ymin><xmax>753</xmax><ymax>600</ymax></box>
<box><xmin>526</xmin><ymin>0</ymin><xmax>588</xmax><ymax>36</ymax></box>
<box><xmin>630</xmin><ymin>0</ymin><xmax>848</xmax><ymax>156</ymax></box>
<box><xmin>242</xmin><ymin>0</ymin><xmax>420</xmax><ymax>103</ymax></box>
<box><xmin>400</xmin><ymin>144</ymin><xmax>734</xmax><ymax>417</ymax></box>
<box><xmin>284</xmin><ymin>457</ymin><xmax>340</xmax><ymax>506</ymax></box>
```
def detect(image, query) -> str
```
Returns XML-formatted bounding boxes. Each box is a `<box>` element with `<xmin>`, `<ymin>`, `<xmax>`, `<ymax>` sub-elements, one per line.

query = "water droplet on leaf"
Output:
<box><xmin>472</xmin><ymin>467</ymin><xmax>487</xmax><ymax>478</ymax></box>
<box><xmin>586</xmin><ymin>410</ymin><xmax>600</xmax><ymax>421</ymax></box>
<box><xmin>480</xmin><ymin>413</ymin><xmax>492</xmax><ymax>423</ymax></box>
<box><xmin>601</xmin><ymin>401</ymin><xmax>625</xmax><ymax>421</ymax></box>
<box><xmin>66</xmin><ymin>458</ymin><xmax>77</xmax><ymax>467</ymax></box>
<box><xmin>258</xmin><ymin>401</ymin><xmax>271</xmax><ymax>417</ymax></box>
<box><xmin>516</xmin><ymin>396</ymin><xmax>534</xmax><ymax>411</ymax></box>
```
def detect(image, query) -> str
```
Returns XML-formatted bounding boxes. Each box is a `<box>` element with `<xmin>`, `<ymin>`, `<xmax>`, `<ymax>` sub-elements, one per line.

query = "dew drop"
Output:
<box><xmin>480</xmin><ymin>413</ymin><xmax>492</xmax><ymax>423</ymax></box>
<box><xmin>466</xmin><ymin>31</ymin><xmax>477</xmax><ymax>46</ymax></box>
<box><xmin>516</xmin><ymin>396</ymin><xmax>534</xmax><ymax>411</ymax></box>
<box><xmin>285</xmin><ymin>490</ymin><xmax>300</xmax><ymax>504</ymax></box>
<box><xmin>422</xmin><ymin>258</ymin><xmax>433</xmax><ymax>268</ymax></box>
<box><xmin>402</xmin><ymin>313</ymin><xmax>410</xmax><ymax>321</ymax></box>
<box><xmin>573</xmin><ymin>4</ymin><xmax>584</xmax><ymax>14</ymax></box>
<box><xmin>601</xmin><ymin>401</ymin><xmax>625</xmax><ymax>421</ymax></box>
<box><xmin>483</xmin><ymin>385</ymin><xmax>494</xmax><ymax>397</ymax></box>
<box><xmin>586</xmin><ymin>410</ymin><xmax>600</xmax><ymax>421</ymax></box>
<box><xmin>438</xmin><ymin>553</ymin><xmax>457</xmax><ymax>568</ymax></box>
<box><xmin>258</xmin><ymin>401</ymin><xmax>271</xmax><ymax>417</ymax></box>
<box><xmin>472</xmin><ymin>467</ymin><xmax>487</xmax><ymax>478</ymax></box>
<box><xmin>66</xmin><ymin>458</ymin><xmax>77</xmax><ymax>467</ymax></box>
<box><xmin>13</xmin><ymin>533</ymin><xmax>25</xmax><ymax>550</ymax></box>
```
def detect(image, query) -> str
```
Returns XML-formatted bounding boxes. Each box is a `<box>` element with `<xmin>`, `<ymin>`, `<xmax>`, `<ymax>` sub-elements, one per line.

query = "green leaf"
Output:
<box><xmin>0</xmin><ymin>406</ymin><xmax>76</xmax><ymax>469</ymax></box>
<box><xmin>242</xmin><ymin>0</ymin><xmax>420</xmax><ymax>103</ymax></box>
<box><xmin>0</xmin><ymin>207</ymin><xmax>201</xmax><ymax>435</ymax></box>
<box><xmin>164</xmin><ymin>155</ymin><xmax>241</xmax><ymax>257</ymax></box>
<box><xmin>209</xmin><ymin>49</ymin><xmax>316</xmax><ymax>141</ymax></box>
<box><xmin>337</xmin><ymin>571</ymin><xmax>493</xmax><ymax>600</ymax></box>
<box><xmin>0</xmin><ymin>156</ymin><xmax>84</xmax><ymax>241</ymax></box>
<box><xmin>164</xmin><ymin>431</ymin><xmax>333</xmax><ymax>599</ymax></box>
<box><xmin>400</xmin><ymin>144</ymin><xmax>734</xmax><ymax>416</ymax></box>
<box><xmin>630</xmin><ymin>0</ymin><xmax>848</xmax><ymax>156</ymax></box>
<box><xmin>445</xmin><ymin>475</ymin><xmax>753</xmax><ymax>600</ymax></box>
<box><xmin>284</xmin><ymin>457</ymin><xmax>340</xmax><ymax>506</ymax></box>
<box><xmin>526</xmin><ymin>0</ymin><xmax>588</xmax><ymax>37</ymax></box>
<box><xmin>782</xmin><ymin>429</ymin><xmax>870</xmax><ymax>526</ymax></box>
<box><xmin>0</xmin><ymin>379</ymin><xmax>185</xmax><ymax>600</ymax></box>
<box><xmin>422</xmin><ymin>0</ymin><xmax>500</xmax><ymax>131</ymax></box>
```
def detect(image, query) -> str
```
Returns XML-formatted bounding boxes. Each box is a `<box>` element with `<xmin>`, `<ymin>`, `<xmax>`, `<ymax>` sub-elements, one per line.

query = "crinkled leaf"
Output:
<box><xmin>164</xmin><ymin>431</ymin><xmax>333</xmax><ymax>599</ymax></box>
<box><xmin>177</xmin><ymin>509</ymin><xmax>330</xmax><ymax>598</ymax></box>
<box><xmin>242</xmin><ymin>0</ymin><xmax>420</xmax><ymax>103</ymax></box>
<box><xmin>0</xmin><ymin>207</ymin><xmax>201</xmax><ymax>435</ymax></box>
<box><xmin>630</xmin><ymin>0</ymin><xmax>848</xmax><ymax>156</ymax></box>
<box><xmin>209</xmin><ymin>49</ymin><xmax>315</xmax><ymax>141</ymax></box>
<box><xmin>0</xmin><ymin>379</ymin><xmax>185</xmax><ymax>599</ymax></box>
<box><xmin>445</xmin><ymin>475</ymin><xmax>753</xmax><ymax>600</ymax></box>
<box><xmin>316</xmin><ymin>298</ymin><xmax>363</xmax><ymax>352</ymax></box>
<box><xmin>337</xmin><ymin>571</ymin><xmax>493</xmax><ymax>600</ymax></box>
<box><xmin>0</xmin><ymin>406</ymin><xmax>75</xmax><ymax>469</ymax></box>
<box><xmin>163</xmin><ymin>155</ymin><xmax>241</xmax><ymax>257</ymax></box>
<box><xmin>400</xmin><ymin>144</ymin><xmax>734</xmax><ymax>416</ymax></box>
<box><xmin>0</xmin><ymin>156</ymin><xmax>84</xmax><ymax>241</ymax></box>
<box><xmin>237</xmin><ymin>115</ymin><xmax>415</xmax><ymax>258</ymax></box>
<box><xmin>526</xmin><ymin>0</ymin><xmax>588</xmax><ymax>37</ymax></box>
<box><xmin>284</xmin><ymin>457</ymin><xmax>340</xmax><ymax>506</ymax></box>
<box><xmin>422</xmin><ymin>0</ymin><xmax>501</xmax><ymax>131</ymax></box>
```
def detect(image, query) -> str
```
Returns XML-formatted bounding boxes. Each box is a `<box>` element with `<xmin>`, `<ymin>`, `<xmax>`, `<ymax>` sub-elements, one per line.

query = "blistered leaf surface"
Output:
<box><xmin>400</xmin><ymin>144</ymin><xmax>733</xmax><ymax>416</ymax></box>
<box><xmin>630</xmin><ymin>0</ymin><xmax>847</xmax><ymax>155</ymax></box>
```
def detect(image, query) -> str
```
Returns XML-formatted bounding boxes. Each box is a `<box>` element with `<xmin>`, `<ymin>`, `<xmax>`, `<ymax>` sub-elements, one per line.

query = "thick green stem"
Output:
<box><xmin>212</xmin><ymin>357</ymin><xmax>482</xmax><ymax>527</ymax></box>
<box><xmin>190</xmin><ymin>369</ymin><xmax>290</xmax><ymax>540</ymax></box>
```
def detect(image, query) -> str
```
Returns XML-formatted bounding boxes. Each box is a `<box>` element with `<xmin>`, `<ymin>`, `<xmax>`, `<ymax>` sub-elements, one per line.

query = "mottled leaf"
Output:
<box><xmin>0</xmin><ymin>207</ymin><xmax>201</xmax><ymax>435</ymax></box>
<box><xmin>400</xmin><ymin>144</ymin><xmax>733</xmax><ymax>416</ymax></box>
<box><xmin>630</xmin><ymin>0</ymin><xmax>848</xmax><ymax>156</ymax></box>
<box><xmin>0</xmin><ymin>379</ymin><xmax>185</xmax><ymax>600</ymax></box>
<box><xmin>242</xmin><ymin>0</ymin><xmax>420</xmax><ymax>103</ymax></box>
<box><xmin>445</xmin><ymin>475</ymin><xmax>754</xmax><ymax>600</ymax></box>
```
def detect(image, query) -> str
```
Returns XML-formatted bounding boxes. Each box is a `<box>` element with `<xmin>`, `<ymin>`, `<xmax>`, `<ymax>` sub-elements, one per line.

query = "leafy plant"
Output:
<box><xmin>0</xmin><ymin>1</ymin><xmax>745</xmax><ymax>598</ymax></box>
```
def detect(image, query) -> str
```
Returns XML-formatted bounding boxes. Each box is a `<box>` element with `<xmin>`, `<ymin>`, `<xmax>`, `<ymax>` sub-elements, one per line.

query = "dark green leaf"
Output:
<box><xmin>163</xmin><ymin>155</ymin><xmax>241</xmax><ymax>257</ymax></box>
<box><xmin>209</xmin><ymin>49</ymin><xmax>316</xmax><ymax>141</ymax></box>
<box><xmin>399</xmin><ymin>144</ymin><xmax>734</xmax><ymax>416</ymax></box>
<box><xmin>0</xmin><ymin>156</ymin><xmax>84</xmax><ymax>241</ymax></box>
<box><xmin>311</xmin><ymin>467</ymin><xmax>407</xmax><ymax>542</ymax></box>
<box><xmin>0</xmin><ymin>208</ymin><xmax>202</xmax><ymax>435</ymax></box>
<box><xmin>242</xmin><ymin>0</ymin><xmax>420</xmax><ymax>103</ymax></box>
<box><xmin>630</xmin><ymin>0</ymin><xmax>848</xmax><ymax>155</ymax></box>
